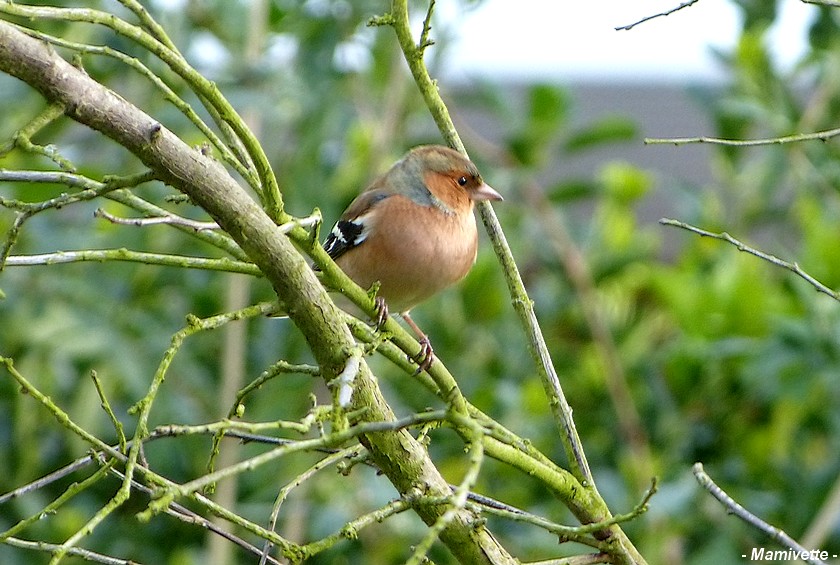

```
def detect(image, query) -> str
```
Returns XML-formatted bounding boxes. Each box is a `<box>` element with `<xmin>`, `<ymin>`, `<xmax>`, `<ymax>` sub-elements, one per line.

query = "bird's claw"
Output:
<box><xmin>373</xmin><ymin>296</ymin><xmax>389</xmax><ymax>330</ymax></box>
<box><xmin>371</xmin><ymin>303</ymin><xmax>433</xmax><ymax>373</ymax></box>
<box><xmin>412</xmin><ymin>337</ymin><xmax>434</xmax><ymax>375</ymax></box>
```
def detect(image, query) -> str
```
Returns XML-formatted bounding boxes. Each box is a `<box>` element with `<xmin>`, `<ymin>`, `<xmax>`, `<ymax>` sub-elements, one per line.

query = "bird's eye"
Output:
<box><xmin>457</xmin><ymin>176</ymin><xmax>468</xmax><ymax>186</ymax></box>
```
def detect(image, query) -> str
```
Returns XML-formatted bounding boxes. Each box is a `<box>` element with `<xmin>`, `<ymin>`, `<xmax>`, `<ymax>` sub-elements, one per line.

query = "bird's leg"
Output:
<box><xmin>373</xmin><ymin>296</ymin><xmax>390</xmax><ymax>330</ymax></box>
<box><xmin>401</xmin><ymin>311</ymin><xmax>434</xmax><ymax>374</ymax></box>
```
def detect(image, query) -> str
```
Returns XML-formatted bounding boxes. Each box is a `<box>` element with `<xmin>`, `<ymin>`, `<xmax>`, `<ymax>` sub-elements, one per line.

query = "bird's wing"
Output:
<box><xmin>322</xmin><ymin>189</ymin><xmax>392</xmax><ymax>261</ymax></box>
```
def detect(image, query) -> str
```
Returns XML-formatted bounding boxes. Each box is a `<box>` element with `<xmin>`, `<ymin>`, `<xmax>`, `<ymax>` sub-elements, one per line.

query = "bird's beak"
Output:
<box><xmin>471</xmin><ymin>182</ymin><xmax>503</xmax><ymax>202</ymax></box>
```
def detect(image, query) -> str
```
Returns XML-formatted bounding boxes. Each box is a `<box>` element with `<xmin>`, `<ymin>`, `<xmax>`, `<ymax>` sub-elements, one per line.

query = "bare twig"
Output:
<box><xmin>95</xmin><ymin>203</ymin><xmax>319</xmax><ymax>234</ymax></box>
<box><xmin>0</xmin><ymin>454</ymin><xmax>96</xmax><ymax>505</ymax></box>
<box><xmin>615</xmin><ymin>0</ymin><xmax>701</xmax><ymax>31</ymax></box>
<box><xmin>0</xmin><ymin>170</ymin><xmax>157</xmax><ymax>213</ymax></box>
<box><xmin>141</xmin><ymin>411</ymin><xmax>448</xmax><ymax>519</ymax></box>
<box><xmin>645</xmin><ymin>125</ymin><xmax>840</xmax><ymax>146</ymax></box>
<box><xmin>94</xmin><ymin>208</ymin><xmax>220</xmax><ymax>231</ymax></box>
<box><xmin>104</xmin><ymin>190</ymin><xmax>248</xmax><ymax>261</ymax></box>
<box><xmin>116</xmin><ymin>0</ymin><xmax>182</xmax><ymax>53</ymax></box>
<box><xmin>90</xmin><ymin>371</ymin><xmax>127</xmax><ymax>453</ymax></box>
<box><xmin>260</xmin><ymin>446</ymin><xmax>362</xmax><ymax>564</ymax></box>
<box><xmin>693</xmin><ymin>463</ymin><xmax>829</xmax><ymax>565</ymax></box>
<box><xmin>0</xmin><ymin>103</ymin><xmax>65</xmax><ymax>159</ymax></box>
<box><xmin>104</xmin><ymin>465</ymin><xmax>284</xmax><ymax>565</ymax></box>
<box><xmin>524</xmin><ymin>179</ymin><xmax>653</xmax><ymax>488</ymax></box>
<box><xmin>418</xmin><ymin>0</ymin><xmax>437</xmax><ymax>51</ymax></box>
<box><xmin>3</xmin><ymin>249</ymin><xmax>262</xmax><ymax>276</ymax></box>
<box><xmin>299</xmin><ymin>499</ymin><xmax>414</xmax><ymax>557</ymax></box>
<box><xmin>660</xmin><ymin>218</ymin><xmax>840</xmax><ymax>302</ymax></box>
<box><xmin>2</xmin><ymin>536</ymin><xmax>141</xmax><ymax>565</ymax></box>
<box><xmin>0</xmin><ymin>102</ymin><xmax>74</xmax><ymax>170</ymax></box>
<box><xmin>437</xmin><ymin>477</ymin><xmax>657</xmax><ymax>552</ymax></box>
<box><xmin>524</xmin><ymin>555</ymin><xmax>610</xmax><ymax>565</ymax></box>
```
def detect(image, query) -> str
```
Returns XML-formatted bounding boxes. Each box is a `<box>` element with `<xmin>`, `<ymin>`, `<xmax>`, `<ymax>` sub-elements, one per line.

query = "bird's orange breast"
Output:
<box><xmin>335</xmin><ymin>194</ymin><xmax>478</xmax><ymax>313</ymax></box>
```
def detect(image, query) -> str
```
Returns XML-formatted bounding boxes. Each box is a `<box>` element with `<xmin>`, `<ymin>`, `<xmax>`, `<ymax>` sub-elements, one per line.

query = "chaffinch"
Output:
<box><xmin>322</xmin><ymin>144</ymin><xmax>502</xmax><ymax>372</ymax></box>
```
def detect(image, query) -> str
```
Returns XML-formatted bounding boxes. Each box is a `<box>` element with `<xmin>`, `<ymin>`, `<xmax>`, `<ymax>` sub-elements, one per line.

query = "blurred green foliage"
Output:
<box><xmin>2</xmin><ymin>1</ymin><xmax>840</xmax><ymax>564</ymax></box>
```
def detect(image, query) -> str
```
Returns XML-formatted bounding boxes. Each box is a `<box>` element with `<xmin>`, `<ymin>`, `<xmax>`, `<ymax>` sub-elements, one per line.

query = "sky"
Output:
<box><xmin>438</xmin><ymin>1</ymin><xmax>816</xmax><ymax>82</ymax></box>
<box><xmin>153</xmin><ymin>0</ymin><xmax>819</xmax><ymax>83</ymax></box>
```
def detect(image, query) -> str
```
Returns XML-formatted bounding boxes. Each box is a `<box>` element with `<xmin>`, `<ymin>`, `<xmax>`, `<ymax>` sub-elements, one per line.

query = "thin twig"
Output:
<box><xmin>94</xmin><ymin>208</ymin><xmax>220</xmax><ymax>231</ymax></box>
<box><xmin>0</xmin><ymin>212</ymin><xmax>29</xmax><ymax>271</ymax></box>
<box><xmin>104</xmin><ymin>465</ymin><xmax>284</xmax><ymax>565</ymax></box>
<box><xmin>104</xmin><ymin>190</ymin><xmax>248</xmax><ymax>261</ymax></box>
<box><xmin>0</xmin><ymin>457</ymin><xmax>114</xmax><ymax>542</ymax></box>
<box><xmin>645</xmin><ymin>125</ymin><xmax>840</xmax><ymax>146</ymax></box>
<box><xmin>524</xmin><ymin>555</ymin><xmax>611</xmax><ymax>565</ymax></box>
<box><xmin>693</xmin><ymin>463</ymin><xmax>829</xmax><ymax>565</ymax></box>
<box><xmin>0</xmin><ymin>170</ymin><xmax>157</xmax><ymax>214</ymax></box>
<box><xmin>140</xmin><ymin>411</ymin><xmax>448</xmax><ymax>520</ymax></box>
<box><xmin>615</xmin><ymin>0</ymin><xmax>700</xmax><ymax>31</ymax></box>
<box><xmin>0</xmin><ymin>102</ymin><xmax>65</xmax><ymax>158</ymax></box>
<box><xmin>299</xmin><ymin>499</ymin><xmax>413</xmax><ymax>557</ymax></box>
<box><xmin>116</xmin><ymin>0</ymin><xmax>182</xmax><ymax>53</ymax></box>
<box><xmin>3</xmin><ymin>536</ymin><xmax>141</xmax><ymax>565</ymax></box>
<box><xmin>90</xmin><ymin>371</ymin><xmax>127</xmax><ymax>453</ymax></box>
<box><xmin>3</xmin><ymin>249</ymin><xmax>262</xmax><ymax>276</ymax></box>
<box><xmin>206</xmin><ymin>358</ymin><xmax>320</xmax><ymax>476</ymax></box>
<box><xmin>418</xmin><ymin>0</ymin><xmax>436</xmax><ymax>51</ymax></box>
<box><xmin>260</xmin><ymin>447</ymin><xmax>361</xmax><ymax>564</ymax></box>
<box><xmin>0</xmin><ymin>102</ymin><xmax>74</xmax><ymax>170</ymax></box>
<box><xmin>417</xmin><ymin>477</ymin><xmax>657</xmax><ymax>552</ymax></box>
<box><xmin>660</xmin><ymin>218</ymin><xmax>840</xmax><ymax>302</ymax></box>
<box><xmin>524</xmin><ymin>179</ymin><xmax>653</xmax><ymax>488</ymax></box>
<box><xmin>97</xmin><ymin>189</ymin><xmax>317</xmax><ymax>235</ymax></box>
<box><xmin>0</xmin><ymin>454</ymin><xmax>96</xmax><ymax>505</ymax></box>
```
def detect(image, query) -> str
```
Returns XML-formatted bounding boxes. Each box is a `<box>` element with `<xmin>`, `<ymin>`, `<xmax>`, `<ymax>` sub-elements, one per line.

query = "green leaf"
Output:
<box><xmin>528</xmin><ymin>83</ymin><xmax>570</xmax><ymax>130</ymax></box>
<box><xmin>547</xmin><ymin>178</ymin><xmax>599</xmax><ymax>202</ymax></box>
<box><xmin>598</xmin><ymin>161</ymin><xmax>652</xmax><ymax>204</ymax></box>
<box><xmin>565</xmin><ymin>115</ymin><xmax>637</xmax><ymax>152</ymax></box>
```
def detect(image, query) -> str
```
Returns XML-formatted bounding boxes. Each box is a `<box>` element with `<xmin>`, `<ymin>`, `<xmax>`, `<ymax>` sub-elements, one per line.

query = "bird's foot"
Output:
<box><xmin>412</xmin><ymin>337</ymin><xmax>435</xmax><ymax>375</ymax></box>
<box><xmin>401</xmin><ymin>311</ymin><xmax>434</xmax><ymax>374</ymax></box>
<box><xmin>373</xmin><ymin>296</ymin><xmax>389</xmax><ymax>330</ymax></box>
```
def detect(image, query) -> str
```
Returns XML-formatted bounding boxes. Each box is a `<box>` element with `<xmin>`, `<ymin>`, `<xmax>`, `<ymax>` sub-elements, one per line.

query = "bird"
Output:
<box><xmin>320</xmin><ymin>144</ymin><xmax>502</xmax><ymax>372</ymax></box>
